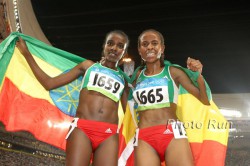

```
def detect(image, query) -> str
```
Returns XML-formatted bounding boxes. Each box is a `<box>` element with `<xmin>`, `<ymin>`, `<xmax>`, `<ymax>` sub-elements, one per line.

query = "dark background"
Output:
<box><xmin>30</xmin><ymin>0</ymin><xmax>250</xmax><ymax>94</ymax></box>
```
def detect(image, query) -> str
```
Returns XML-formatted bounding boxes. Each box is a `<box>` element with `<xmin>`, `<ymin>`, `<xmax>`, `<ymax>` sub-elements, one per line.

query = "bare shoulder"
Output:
<box><xmin>169</xmin><ymin>66</ymin><xmax>192</xmax><ymax>87</ymax></box>
<box><xmin>169</xmin><ymin>66</ymin><xmax>185</xmax><ymax>79</ymax></box>
<box><xmin>79</xmin><ymin>60</ymin><xmax>94</xmax><ymax>71</ymax></box>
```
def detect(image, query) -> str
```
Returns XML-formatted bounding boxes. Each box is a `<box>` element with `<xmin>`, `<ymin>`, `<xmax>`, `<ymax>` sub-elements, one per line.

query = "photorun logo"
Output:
<box><xmin>168</xmin><ymin>119</ymin><xmax>233</xmax><ymax>130</ymax></box>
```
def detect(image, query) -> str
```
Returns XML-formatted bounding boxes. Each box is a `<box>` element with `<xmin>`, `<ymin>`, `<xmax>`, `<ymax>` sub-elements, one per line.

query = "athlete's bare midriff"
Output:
<box><xmin>138</xmin><ymin>103</ymin><xmax>178</xmax><ymax>129</ymax></box>
<box><xmin>75</xmin><ymin>89</ymin><xmax>119</xmax><ymax>124</ymax></box>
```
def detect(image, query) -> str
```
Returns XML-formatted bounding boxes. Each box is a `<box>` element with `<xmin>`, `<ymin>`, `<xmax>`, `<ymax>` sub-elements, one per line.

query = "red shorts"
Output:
<box><xmin>66</xmin><ymin>118</ymin><xmax>118</xmax><ymax>151</ymax></box>
<box><xmin>138</xmin><ymin>124</ymin><xmax>174</xmax><ymax>162</ymax></box>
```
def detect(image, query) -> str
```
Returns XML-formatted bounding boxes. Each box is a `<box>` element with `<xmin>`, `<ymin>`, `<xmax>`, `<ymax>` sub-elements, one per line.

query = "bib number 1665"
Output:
<box><xmin>136</xmin><ymin>88</ymin><xmax>163</xmax><ymax>104</ymax></box>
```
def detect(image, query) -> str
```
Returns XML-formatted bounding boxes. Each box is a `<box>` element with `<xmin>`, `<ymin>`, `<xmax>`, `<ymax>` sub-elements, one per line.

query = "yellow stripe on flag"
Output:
<box><xmin>177</xmin><ymin>93</ymin><xmax>229</xmax><ymax>146</ymax></box>
<box><xmin>5</xmin><ymin>48</ymin><xmax>62</xmax><ymax>104</ymax></box>
<box><xmin>122</xmin><ymin>102</ymin><xmax>138</xmax><ymax>144</ymax></box>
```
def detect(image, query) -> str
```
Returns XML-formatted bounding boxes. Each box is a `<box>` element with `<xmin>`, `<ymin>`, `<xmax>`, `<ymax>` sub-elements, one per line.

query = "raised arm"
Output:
<box><xmin>16</xmin><ymin>37</ymin><xmax>93</xmax><ymax>90</ymax></box>
<box><xmin>170</xmin><ymin>57</ymin><xmax>210</xmax><ymax>105</ymax></box>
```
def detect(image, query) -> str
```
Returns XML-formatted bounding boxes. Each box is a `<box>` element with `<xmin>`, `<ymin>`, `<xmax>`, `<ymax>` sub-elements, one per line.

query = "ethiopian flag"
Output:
<box><xmin>118</xmin><ymin>62</ymin><xmax>229</xmax><ymax>166</ymax></box>
<box><xmin>173</xmin><ymin>62</ymin><xmax>229</xmax><ymax>166</ymax></box>
<box><xmin>0</xmin><ymin>32</ymin><xmax>86</xmax><ymax>150</ymax></box>
<box><xmin>118</xmin><ymin>100</ymin><xmax>138</xmax><ymax>166</ymax></box>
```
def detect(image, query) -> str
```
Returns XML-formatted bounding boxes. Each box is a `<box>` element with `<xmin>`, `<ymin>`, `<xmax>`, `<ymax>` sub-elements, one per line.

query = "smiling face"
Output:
<box><xmin>103</xmin><ymin>32</ymin><xmax>128</xmax><ymax>64</ymax></box>
<box><xmin>138</xmin><ymin>30</ymin><xmax>165</xmax><ymax>64</ymax></box>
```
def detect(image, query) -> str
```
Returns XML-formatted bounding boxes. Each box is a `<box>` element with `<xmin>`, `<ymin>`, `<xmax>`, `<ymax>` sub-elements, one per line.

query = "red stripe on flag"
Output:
<box><xmin>190</xmin><ymin>141</ymin><xmax>227</xmax><ymax>166</ymax></box>
<box><xmin>118</xmin><ymin>123</ymin><xmax>135</xmax><ymax>166</ymax></box>
<box><xmin>126</xmin><ymin>152</ymin><xmax>134</xmax><ymax>166</ymax></box>
<box><xmin>0</xmin><ymin>77</ymin><xmax>73</xmax><ymax>150</ymax></box>
<box><xmin>118</xmin><ymin>124</ymin><xmax>126</xmax><ymax>157</ymax></box>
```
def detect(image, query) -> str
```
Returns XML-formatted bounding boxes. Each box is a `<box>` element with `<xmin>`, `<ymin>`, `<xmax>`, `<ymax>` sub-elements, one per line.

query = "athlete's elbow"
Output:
<box><xmin>202</xmin><ymin>100</ymin><xmax>210</xmax><ymax>105</ymax></box>
<box><xmin>200</xmin><ymin>97</ymin><xmax>210</xmax><ymax>105</ymax></box>
<box><xmin>42</xmin><ymin>84</ymin><xmax>53</xmax><ymax>91</ymax></box>
<box><xmin>42</xmin><ymin>79</ymin><xmax>56</xmax><ymax>91</ymax></box>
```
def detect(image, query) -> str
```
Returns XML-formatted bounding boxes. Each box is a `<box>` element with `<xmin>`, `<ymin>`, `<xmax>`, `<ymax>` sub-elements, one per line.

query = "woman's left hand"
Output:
<box><xmin>186</xmin><ymin>57</ymin><xmax>203</xmax><ymax>74</ymax></box>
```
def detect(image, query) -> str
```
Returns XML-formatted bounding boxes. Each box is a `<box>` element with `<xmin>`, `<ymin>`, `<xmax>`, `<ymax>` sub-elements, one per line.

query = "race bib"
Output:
<box><xmin>87</xmin><ymin>70</ymin><xmax>124</xmax><ymax>101</ymax></box>
<box><xmin>171</xmin><ymin>121</ymin><xmax>187</xmax><ymax>139</ymax></box>
<box><xmin>133</xmin><ymin>77</ymin><xmax>170</xmax><ymax>110</ymax></box>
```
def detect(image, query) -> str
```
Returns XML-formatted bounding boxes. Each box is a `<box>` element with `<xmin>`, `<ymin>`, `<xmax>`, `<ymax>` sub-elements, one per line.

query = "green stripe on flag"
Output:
<box><xmin>0</xmin><ymin>32</ymin><xmax>87</xmax><ymax>86</ymax></box>
<box><xmin>0</xmin><ymin>33</ymin><xmax>18</xmax><ymax>86</ymax></box>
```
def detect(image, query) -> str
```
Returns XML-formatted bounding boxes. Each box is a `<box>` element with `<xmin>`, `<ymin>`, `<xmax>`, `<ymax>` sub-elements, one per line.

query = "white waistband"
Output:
<box><xmin>65</xmin><ymin>117</ymin><xmax>79</xmax><ymax>139</ymax></box>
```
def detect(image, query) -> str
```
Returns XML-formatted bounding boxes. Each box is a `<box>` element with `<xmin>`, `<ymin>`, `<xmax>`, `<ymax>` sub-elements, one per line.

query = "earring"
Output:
<box><xmin>100</xmin><ymin>56</ymin><xmax>105</xmax><ymax>64</ymax></box>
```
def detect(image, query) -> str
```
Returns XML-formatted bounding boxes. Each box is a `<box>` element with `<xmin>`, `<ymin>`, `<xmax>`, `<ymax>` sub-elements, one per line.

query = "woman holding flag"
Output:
<box><xmin>132</xmin><ymin>29</ymin><xmax>210</xmax><ymax>166</ymax></box>
<box><xmin>16</xmin><ymin>30</ymin><xmax>129</xmax><ymax>166</ymax></box>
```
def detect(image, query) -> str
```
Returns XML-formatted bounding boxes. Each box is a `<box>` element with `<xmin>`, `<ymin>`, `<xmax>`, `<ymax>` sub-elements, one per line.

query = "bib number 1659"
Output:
<box><xmin>92</xmin><ymin>73</ymin><xmax>121</xmax><ymax>93</ymax></box>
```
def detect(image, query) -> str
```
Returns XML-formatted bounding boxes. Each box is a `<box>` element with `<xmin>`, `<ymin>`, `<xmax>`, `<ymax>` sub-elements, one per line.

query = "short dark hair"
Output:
<box><xmin>101</xmin><ymin>30</ymin><xmax>129</xmax><ymax>60</ymax></box>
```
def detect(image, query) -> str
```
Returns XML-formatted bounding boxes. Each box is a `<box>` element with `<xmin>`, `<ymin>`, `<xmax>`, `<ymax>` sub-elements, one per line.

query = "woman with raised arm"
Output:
<box><xmin>16</xmin><ymin>30</ymin><xmax>129</xmax><ymax>166</ymax></box>
<box><xmin>133</xmin><ymin>29</ymin><xmax>210</xmax><ymax>166</ymax></box>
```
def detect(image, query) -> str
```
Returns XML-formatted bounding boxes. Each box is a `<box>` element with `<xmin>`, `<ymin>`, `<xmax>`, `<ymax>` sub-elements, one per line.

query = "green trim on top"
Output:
<box><xmin>137</xmin><ymin>102</ymin><xmax>170</xmax><ymax>111</ymax></box>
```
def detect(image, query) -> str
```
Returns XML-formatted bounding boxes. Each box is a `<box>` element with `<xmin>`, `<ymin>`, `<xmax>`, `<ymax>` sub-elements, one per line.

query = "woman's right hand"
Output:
<box><xmin>16</xmin><ymin>37</ymin><xmax>30</xmax><ymax>57</ymax></box>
